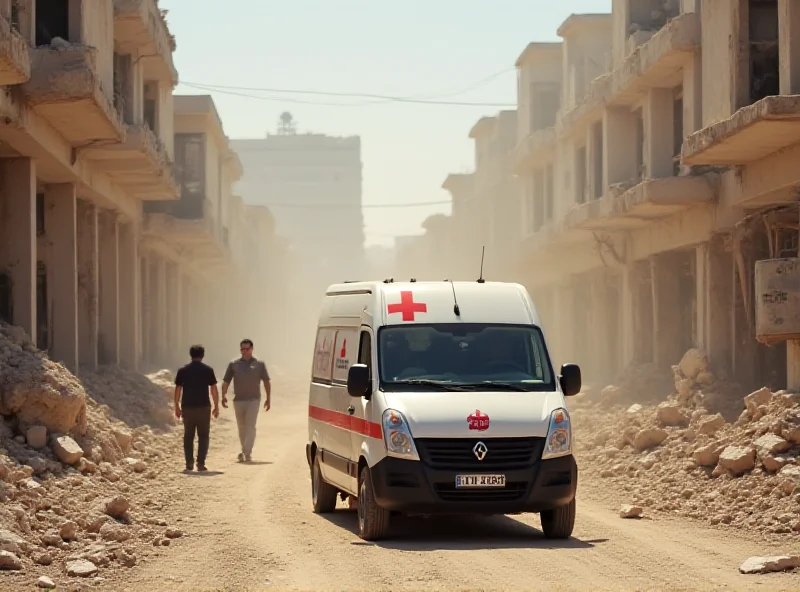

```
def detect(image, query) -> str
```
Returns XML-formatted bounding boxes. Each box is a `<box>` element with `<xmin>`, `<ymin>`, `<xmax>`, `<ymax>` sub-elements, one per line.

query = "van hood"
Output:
<box><xmin>381</xmin><ymin>390</ymin><xmax>565</xmax><ymax>439</ymax></box>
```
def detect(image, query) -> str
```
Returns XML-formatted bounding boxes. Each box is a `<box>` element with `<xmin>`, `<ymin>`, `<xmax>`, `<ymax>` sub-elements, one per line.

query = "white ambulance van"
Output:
<box><xmin>305</xmin><ymin>279</ymin><xmax>581</xmax><ymax>541</ymax></box>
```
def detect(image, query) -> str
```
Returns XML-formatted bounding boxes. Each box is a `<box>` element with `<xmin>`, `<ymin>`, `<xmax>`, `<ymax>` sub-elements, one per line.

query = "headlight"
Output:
<box><xmin>541</xmin><ymin>408</ymin><xmax>572</xmax><ymax>460</ymax></box>
<box><xmin>382</xmin><ymin>409</ymin><xmax>420</xmax><ymax>461</ymax></box>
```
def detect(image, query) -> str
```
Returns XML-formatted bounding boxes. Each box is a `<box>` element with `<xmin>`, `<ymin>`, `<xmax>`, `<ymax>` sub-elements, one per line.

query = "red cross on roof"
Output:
<box><xmin>387</xmin><ymin>290</ymin><xmax>427</xmax><ymax>322</ymax></box>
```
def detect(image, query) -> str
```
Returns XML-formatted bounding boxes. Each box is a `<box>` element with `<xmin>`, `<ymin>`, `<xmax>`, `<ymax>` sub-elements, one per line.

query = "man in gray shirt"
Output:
<box><xmin>221</xmin><ymin>339</ymin><xmax>271</xmax><ymax>462</ymax></box>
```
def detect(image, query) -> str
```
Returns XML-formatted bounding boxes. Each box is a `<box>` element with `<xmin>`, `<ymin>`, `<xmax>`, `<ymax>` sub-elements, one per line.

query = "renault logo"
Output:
<box><xmin>473</xmin><ymin>441</ymin><xmax>488</xmax><ymax>461</ymax></box>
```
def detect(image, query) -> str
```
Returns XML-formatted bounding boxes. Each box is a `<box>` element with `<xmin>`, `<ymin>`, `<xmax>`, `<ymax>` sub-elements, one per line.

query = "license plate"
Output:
<box><xmin>455</xmin><ymin>474</ymin><xmax>506</xmax><ymax>488</ymax></box>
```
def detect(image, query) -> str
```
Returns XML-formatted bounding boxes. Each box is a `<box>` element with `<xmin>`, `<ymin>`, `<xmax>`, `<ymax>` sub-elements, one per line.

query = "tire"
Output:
<box><xmin>311</xmin><ymin>454</ymin><xmax>337</xmax><ymax>514</ymax></box>
<box><xmin>357</xmin><ymin>466</ymin><xmax>391</xmax><ymax>541</ymax></box>
<box><xmin>540</xmin><ymin>497</ymin><xmax>576</xmax><ymax>539</ymax></box>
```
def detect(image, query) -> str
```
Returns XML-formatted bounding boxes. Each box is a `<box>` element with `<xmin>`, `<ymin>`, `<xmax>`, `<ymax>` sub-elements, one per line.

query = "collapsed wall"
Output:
<box><xmin>571</xmin><ymin>348</ymin><xmax>800</xmax><ymax>537</ymax></box>
<box><xmin>0</xmin><ymin>322</ymin><xmax>183</xmax><ymax>579</ymax></box>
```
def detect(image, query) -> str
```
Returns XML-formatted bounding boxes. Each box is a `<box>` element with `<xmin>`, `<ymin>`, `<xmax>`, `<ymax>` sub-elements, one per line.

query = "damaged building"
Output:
<box><xmin>423</xmin><ymin>0</ymin><xmax>800</xmax><ymax>395</ymax></box>
<box><xmin>0</xmin><ymin>0</ymin><xmax>274</xmax><ymax>374</ymax></box>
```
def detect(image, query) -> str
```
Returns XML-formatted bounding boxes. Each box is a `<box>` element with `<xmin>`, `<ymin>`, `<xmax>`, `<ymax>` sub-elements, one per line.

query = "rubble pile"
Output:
<box><xmin>82</xmin><ymin>366</ymin><xmax>176</xmax><ymax>430</ymax></box>
<box><xmin>570</xmin><ymin>348</ymin><xmax>800</xmax><ymax>537</ymax></box>
<box><xmin>0</xmin><ymin>323</ymin><xmax>182</xmax><ymax>585</ymax></box>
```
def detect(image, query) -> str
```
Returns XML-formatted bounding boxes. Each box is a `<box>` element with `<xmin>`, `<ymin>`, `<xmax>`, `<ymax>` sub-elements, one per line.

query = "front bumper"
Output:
<box><xmin>369</xmin><ymin>453</ymin><xmax>577</xmax><ymax>515</ymax></box>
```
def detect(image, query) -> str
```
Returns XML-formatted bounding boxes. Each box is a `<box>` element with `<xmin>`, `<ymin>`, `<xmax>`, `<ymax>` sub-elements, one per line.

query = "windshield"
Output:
<box><xmin>377</xmin><ymin>323</ymin><xmax>555</xmax><ymax>391</ymax></box>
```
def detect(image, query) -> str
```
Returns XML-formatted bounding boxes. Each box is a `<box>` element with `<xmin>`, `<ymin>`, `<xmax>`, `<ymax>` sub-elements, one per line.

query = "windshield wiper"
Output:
<box><xmin>455</xmin><ymin>382</ymin><xmax>531</xmax><ymax>391</ymax></box>
<box><xmin>388</xmin><ymin>379</ymin><xmax>473</xmax><ymax>391</ymax></box>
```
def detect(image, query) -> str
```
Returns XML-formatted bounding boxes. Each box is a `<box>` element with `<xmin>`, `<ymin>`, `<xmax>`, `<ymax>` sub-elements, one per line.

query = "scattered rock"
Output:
<box><xmin>0</xmin><ymin>550</ymin><xmax>22</xmax><ymax>570</ymax></box>
<box><xmin>165</xmin><ymin>528</ymin><xmax>183</xmax><ymax>539</ymax></box>
<box><xmin>656</xmin><ymin>402</ymin><xmax>689</xmax><ymax>427</ymax></box>
<box><xmin>697</xmin><ymin>414</ymin><xmax>725</xmax><ymax>436</ymax></box>
<box><xmin>678</xmin><ymin>349</ymin><xmax>708</xmax><ymax>381</ymax></box>
<box><xmin>718</xmin><ymin>446</ymin><xmax>756</xmax><ymax>476</ymax></box>
<box><xmin>123</xmin><ymin>458</ymin><xmax>147</xmax><ymax>473</ymax></box>
<box><xmin>37</xmin><ymin>575</ymin><xmax>56</xmax><ymax>589</ymax></box>
<box><xmin>104</xmin><ymin>496</ymin><xmax>130</xmax><ymax>519</ymax></box>
<box><xmin>619</xmin><ymin>504</ymin><xmax>643</xmax><ymax>519</ymax></box>
<box><xmin>34</xmin><ymin>552</ymin><xmax>53</xmax><ymax>566</ymax></box>
<box><xmin>754</xmin><ymin>434</ymin><xmax>790</xmax><ymax>458</ymax></box>
<box><xmin>60</xmin><ymin>520</ymin><xmax>78</xmax><ymax>541</ymax></box>
<box><xmin>633</xmin><ymin>428</ymin><xmax>668</xmax><ymax>451</ymax></box>
<box><xmin>744</xmin><ymin>387</ymin><xmax>771</xmax><ymax>415</ymax></box>
<box><xmin>51</xmin><ymin>435</ymin><xmax>84</xmax><ymax>465</ymax></box>
<box><xmin>693</xmin><ymin>443</ymin><xmax>722</xmax><ymax>467</ymax></box>
<box><xmin>26</xmin><ymin>425</ymin><xmax>48</xmax><ymax>449</ymax></box>
<box><xmin>739</xmin><ymin>555</ymin><xmax>800</xmax><ymax>574</ymax></box>
<box><xmin>0</xmin><ymin>529</ymin><xmax>28</xmax><ymax>555</ymax></box>
<box><xmin>66</xmin><ymin>559</ymin><xmax>98</xmax><ymax>577</ymax></box>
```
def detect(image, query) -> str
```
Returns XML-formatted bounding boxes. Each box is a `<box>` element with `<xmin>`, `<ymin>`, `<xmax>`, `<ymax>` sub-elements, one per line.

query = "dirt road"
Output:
<box><xmin>110</xmin><ymin>388</ymin><xmax>799</xmax><ymax>592</ymax></box>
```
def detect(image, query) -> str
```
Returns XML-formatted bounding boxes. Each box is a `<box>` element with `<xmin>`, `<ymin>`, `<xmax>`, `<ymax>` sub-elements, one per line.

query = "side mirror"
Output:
<box><xmin>347</xmin><ymin>364</ymin><xmax>371</xmax><ymax>398</ymax></box>
<box><xmin>559</xmin><ymin>363</ymin><xmax>581</xmax><ymax>397</ymax></box>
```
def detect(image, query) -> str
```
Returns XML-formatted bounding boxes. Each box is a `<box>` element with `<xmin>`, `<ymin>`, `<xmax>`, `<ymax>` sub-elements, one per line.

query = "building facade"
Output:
<box><xmin>0</xmin><ymin>0</ymin><xmax>273</xmax><ymax>374</ymax></box>
<box><xmin>424</xmin><ymin>0</ymin><xmax>800</xmax><ymax>394</ymax></box>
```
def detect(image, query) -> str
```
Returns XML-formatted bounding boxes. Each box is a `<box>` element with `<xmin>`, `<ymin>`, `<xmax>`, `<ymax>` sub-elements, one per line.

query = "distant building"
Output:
<box><xmin>230</xmin><ymin>130</ymin><xmax>365</xmax><ymax>283</ymax></box>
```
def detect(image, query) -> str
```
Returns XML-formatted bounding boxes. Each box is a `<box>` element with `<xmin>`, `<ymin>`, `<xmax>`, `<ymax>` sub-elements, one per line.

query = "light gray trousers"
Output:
<box><xmin>233</xmin><ymin>399</ymin><xmax>260</xmax><ymax>456</ymax></box>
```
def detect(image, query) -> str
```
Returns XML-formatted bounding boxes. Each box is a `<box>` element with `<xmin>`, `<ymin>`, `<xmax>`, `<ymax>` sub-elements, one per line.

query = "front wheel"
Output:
<box><xmin>311</xmin><ymin>454</ymin><xmax>337</xmax><ymax>513</ymax></box>
<box><xmin>357</xmin><ymin>466</ymin><xmax>391</xmax><ymax>541</ymax></box>
<box><xmin>540</xmin><ymin>497</ymin><xmax>576</xmax><ymax>539</ymax></box>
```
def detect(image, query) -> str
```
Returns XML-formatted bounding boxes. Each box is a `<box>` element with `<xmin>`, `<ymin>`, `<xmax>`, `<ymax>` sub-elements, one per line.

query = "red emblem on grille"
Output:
<box><xmin>467</xmin><ymin>410</ymin><xmax>490</xmax><ymax>431</ymax></box>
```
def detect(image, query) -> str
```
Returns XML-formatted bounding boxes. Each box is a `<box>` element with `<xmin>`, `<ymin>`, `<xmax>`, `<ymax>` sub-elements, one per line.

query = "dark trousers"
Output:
<box><xmin>182</xmin><ymin>406</ymin><xmax>211</xmax><ymax>467</ymax></box>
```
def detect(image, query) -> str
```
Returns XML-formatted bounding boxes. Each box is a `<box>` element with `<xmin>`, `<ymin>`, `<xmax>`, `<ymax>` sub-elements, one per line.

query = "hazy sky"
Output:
<box><xmin>161</xmin><ymin>0</ymin><xmax>610</xmax><ymax>247</ymax></box>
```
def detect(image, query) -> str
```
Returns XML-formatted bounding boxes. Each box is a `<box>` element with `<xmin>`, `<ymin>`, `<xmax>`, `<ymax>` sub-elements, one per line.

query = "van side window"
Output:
<box><xmin>358</xmin><ymin>331</ymin><xmax>372</xmax><ymax>370</ymax></box>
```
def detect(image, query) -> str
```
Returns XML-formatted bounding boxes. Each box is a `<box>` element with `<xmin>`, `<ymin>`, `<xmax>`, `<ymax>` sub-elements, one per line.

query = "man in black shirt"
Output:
<box><xmin>174</xmin><ymin>345</ymin><xmax>220</xmax><ymax>472</ymax></box>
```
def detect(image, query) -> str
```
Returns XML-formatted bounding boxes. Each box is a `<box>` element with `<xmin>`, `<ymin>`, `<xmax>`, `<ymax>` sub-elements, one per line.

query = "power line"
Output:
<box><xmin>181</xmin><ymin>81</ymin><xmax>516</xmax><ymax>108</ymax></box>
<box><xmin>261</xmin><ymin>199</ymin><xmax>451</xmax><ymax>209</ymax></box>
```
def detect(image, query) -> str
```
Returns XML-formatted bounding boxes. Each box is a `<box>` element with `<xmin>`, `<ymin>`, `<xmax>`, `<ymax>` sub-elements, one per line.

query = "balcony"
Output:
<box><xmin>512</xmin><ymin>127</ymin><xmax>557</xmax><ymax>174</ymax></box>
<box><xmin>563</xmin><ymin>176</ymin><xmax>715</xmax><ymax>231</ymax></box>
<box><xmin>557</xmin><ymin>13</ymin><xmax>700</xmax><ymax>137</ymax></box>
<box><xmin>0</xmin><ymin>15</ymin><xmax>30</xmax><ymax>85</ymax></box>
<box><xmin>609</xmin><ymin>13</ymin><xmax>701</xmax><ymax>107</ymax></box>
<box><xmin>81</xmin><ymin>124</ymin><xmax>179</xmax><ymax>200</ymax></box>
<box><xmin>144</xmin><ymin>198</ymin><xmax>229</xmax><ymax>268</ymax></box>
<box><xmin>24</xmin><ymin>44</ymin><xmax>124</xmax><ymax>144</ymax></box>
<box><xmin>682</xmin><ymin>96</ymin><xmax>800</xmax><ymax>166</ymax></box>
<box><xmin>113</xmin><ymin>0</ymin><xmax>177</xmax><ymax>83</ymax></box>
<box><xmin>556</xmin><ymin>74</ymin><xmax>611</xmax><ymax>137</ymax></box>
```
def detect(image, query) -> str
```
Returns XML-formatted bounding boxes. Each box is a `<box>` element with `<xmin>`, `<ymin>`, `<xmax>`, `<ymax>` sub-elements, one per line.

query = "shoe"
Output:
<box><xmin>184</xmin><ymin>465</ymin><xmax>193</xmax><ymax>473</ymax></box>
<box><xmin>237</xmin><ymin>453</ymin><xmax>244</xmax><ymax>463</ymax></box>
<box><xmin>196</xmin><ymin>464</ymin><xmax>207</xmax><ymax>472</ymax></box>
<box><xmin>244</xmin><ymin>454</ymin><xmax>252</xmax><ymax>463</ymax></box>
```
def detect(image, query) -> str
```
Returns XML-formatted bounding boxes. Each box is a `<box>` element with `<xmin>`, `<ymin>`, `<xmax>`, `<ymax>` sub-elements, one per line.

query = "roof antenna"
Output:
<box><xmin>450</xmin><ymin>280</ymin><xmax>461</xmax><ymax>316</ymax></box>
<box><xmin>477</xmin><ymin>246</ymin><xmax>486</xmax><ymax>284</ymax></box>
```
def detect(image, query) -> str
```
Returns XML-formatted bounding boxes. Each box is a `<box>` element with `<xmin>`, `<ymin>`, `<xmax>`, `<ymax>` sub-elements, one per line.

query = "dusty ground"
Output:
<box><xmin>4</xmin><ymin>385</ymin><xmax>793</xmax><ymax>592</ymax></box>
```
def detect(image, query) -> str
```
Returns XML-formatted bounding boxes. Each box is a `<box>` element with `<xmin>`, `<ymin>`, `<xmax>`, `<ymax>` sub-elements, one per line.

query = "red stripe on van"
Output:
<box><xmin>308</xmin><ymin>405</ymin><xmax>383</xmax><ymax>440</ymax></box>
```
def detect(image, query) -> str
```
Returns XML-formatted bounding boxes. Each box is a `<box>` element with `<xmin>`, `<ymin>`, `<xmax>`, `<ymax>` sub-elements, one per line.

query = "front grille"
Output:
<box><xmin>416</xmin><ymin>437</ymin><xmax>545</xmax><ymax>470</ymax></box>
<box><xmin>434</xmin><ymin>481</ymin><xmax>527</xmax><ymax>502</ymax></box>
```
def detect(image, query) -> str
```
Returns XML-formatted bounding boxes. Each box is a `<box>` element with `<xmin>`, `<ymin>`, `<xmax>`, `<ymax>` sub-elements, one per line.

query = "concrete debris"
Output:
<box><xmin>51</xmin><ymin>435</ymin><xmax>84</xmax><ymax>465</ymax></box>
<box><xmin>0</xmin><ymin>549</ymin><xmax>22</xmax><ymax>570</ymax></box>
<box><xmin>104</xmin><ymin>496</ymin><xmax>130</xmax><ymax>519</ymax></box>
<box><xmin>619</xmin><ymin>504</ymin><xmax>643</xmax><ymax>519</ymax></box>
<box><xmin>65</xmin><ymin>558</ymin><xmax>98</xmax><ymax>577</ymax></box>
<box><xmin>570</xmin><ymin>347</ymin><xmax>800</xmax><ymax>537</ymax></box>
<box><xmin>0</xmin><ymin>321</ymin><xmax>185</xmax><ymax>584</ymax></box>
<box><xmin>739</xmin><ymin>555</ymin><xmax>800</xmax><ymax>574</ymax></box>
<box><xmin>0</xmin><ymin>323</ymin><xmax>87</xmax><ymax>434</ymax></box>
<box><xmin>718</xmin><ymin>446</ymin><xmax>756</xmax><ymax>476</ymax></box>
<box><xmin>26</xmin><ymin>426</ymin><xmax>48</xmax><ymax>450</ymax></box>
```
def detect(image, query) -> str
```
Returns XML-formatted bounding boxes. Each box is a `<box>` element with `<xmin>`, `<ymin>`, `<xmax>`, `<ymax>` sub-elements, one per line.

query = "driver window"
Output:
<box><xmin>358</xmin><ymin>331</ymin><xmax>372</xmax><ymax>371</ymax></box>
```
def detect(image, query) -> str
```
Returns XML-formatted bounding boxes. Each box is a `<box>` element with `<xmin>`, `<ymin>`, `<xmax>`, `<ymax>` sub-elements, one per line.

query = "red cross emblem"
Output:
<box><xmin>468</xmin><ymin>410</ymin><xmax>490</xmax><ymax>431</ymax></box>
<box><xmin>387</xmin><ymin>290</ymin><xmax>427</xmax><ymax>322</ymax></box>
